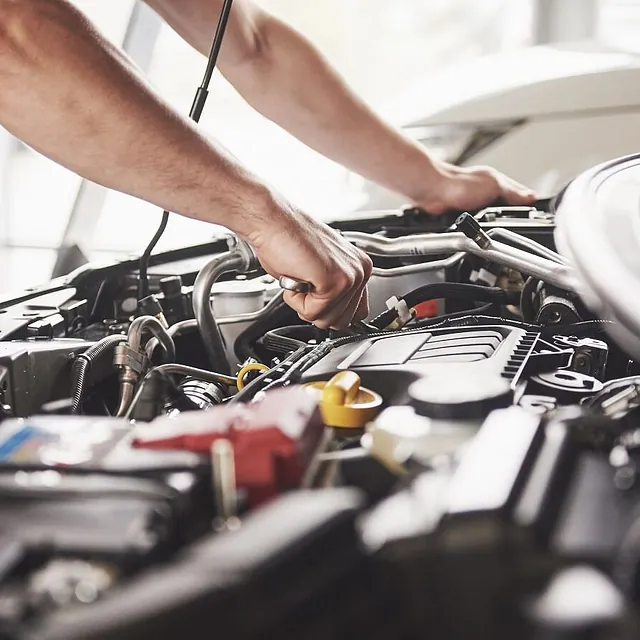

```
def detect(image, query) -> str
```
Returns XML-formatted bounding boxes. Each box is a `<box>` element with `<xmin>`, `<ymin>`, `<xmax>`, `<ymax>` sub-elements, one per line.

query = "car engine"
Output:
<box><xmin>1</xmin><ymin>156</ymin><xmax>640</xmax><ymax>639</ymax></box>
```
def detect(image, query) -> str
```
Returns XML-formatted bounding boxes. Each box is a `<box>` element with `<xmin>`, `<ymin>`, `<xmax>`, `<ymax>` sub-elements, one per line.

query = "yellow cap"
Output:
<box><xmin>305</xmin><ymin>371</ymin><xmax>383</xmax><ymax>429</ymax></box>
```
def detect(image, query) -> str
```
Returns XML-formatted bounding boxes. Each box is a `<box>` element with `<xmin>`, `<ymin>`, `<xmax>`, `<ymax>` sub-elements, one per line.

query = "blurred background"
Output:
<box><xmin>0</xmin><ymin>0</ymin><xmax>637</xmax><ymax>293</ymax></box>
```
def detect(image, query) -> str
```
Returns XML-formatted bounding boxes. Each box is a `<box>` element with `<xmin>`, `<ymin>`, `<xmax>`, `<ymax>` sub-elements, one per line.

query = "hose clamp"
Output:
<box><xmin>113</xmin><ymin>344</ymin><xmax>149</xmax><ymax>375</ymax></box>
<box><xmin>227</xmin><ymin>236</ymin><xmax>259</xmax><ymax>272</ymax></box>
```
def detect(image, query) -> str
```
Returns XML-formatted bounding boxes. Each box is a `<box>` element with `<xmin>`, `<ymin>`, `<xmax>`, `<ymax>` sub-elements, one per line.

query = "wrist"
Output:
<box><xmin>407</xmin><ymin>159</ymin><xmax>462</xmax><ymax>214</ymax></box>
<box><xmin>229</xmin><ymin>184</ymin><xmax>296</xmax><ymax>248</ymax></box>
<box><xmin>387</xmin><ymin>144</ymin><xmax>452</xmax><ymax>211</ymax></box>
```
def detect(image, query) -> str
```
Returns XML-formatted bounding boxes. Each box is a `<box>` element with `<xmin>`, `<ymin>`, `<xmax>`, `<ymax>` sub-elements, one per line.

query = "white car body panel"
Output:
<box><xmin>470</xmin><ymin>112</ymin><xmax>640</xmax><ymax>196</ymax></box>
<box><xmin>364</xmin><ymin>44</ymin><xmax>640</xmax><ymax>207</ymax></box>
<box><xmin>387</xmin><ymin>44</ymin><xmax>640</xmax><ymax>126</ymax></box>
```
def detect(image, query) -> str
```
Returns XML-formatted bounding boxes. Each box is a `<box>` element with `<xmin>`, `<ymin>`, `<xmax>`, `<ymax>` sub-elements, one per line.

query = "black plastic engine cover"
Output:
<box><xmin>301</xmin><ymin>326</ymin><xmax>545</xmax><ymax>405</ymax></box>
<box><xmin>0</xmin><ymin>340</ymin><xmax>90</xmax><ymax>417</ymax></box>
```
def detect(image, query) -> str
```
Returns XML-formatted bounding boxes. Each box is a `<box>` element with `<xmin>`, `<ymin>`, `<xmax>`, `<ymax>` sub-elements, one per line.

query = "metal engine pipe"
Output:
<box><xmin>192</xmin><ymin>237</ymin><xmax>258</xmax><ymax>374</ymax></box>
<box><xmin>343</xmin><ymin>231</ymin><xmax>577</xmax><ymax>292</ymax></box>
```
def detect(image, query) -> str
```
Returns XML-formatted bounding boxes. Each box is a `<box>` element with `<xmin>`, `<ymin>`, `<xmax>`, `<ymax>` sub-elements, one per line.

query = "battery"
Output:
<box><xmin>0</xmin><ymin>416</ymin><xmax>204</xmax><ymax>475</ymax></box>
<box><xmin>0</xmin><ymin>416</ymin><xmax>211</xmax><ymax>603</ymax></box>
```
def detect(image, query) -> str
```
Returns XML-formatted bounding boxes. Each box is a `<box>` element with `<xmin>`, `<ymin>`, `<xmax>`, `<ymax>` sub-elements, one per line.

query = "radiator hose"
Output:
<box><xmin>371</xmin><ymin>283</ymin><xmax>520</xmax><ymax>329</ymax></box>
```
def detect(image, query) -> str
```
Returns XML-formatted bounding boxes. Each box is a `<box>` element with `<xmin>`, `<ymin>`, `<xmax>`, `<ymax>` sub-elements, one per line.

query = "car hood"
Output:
<box><xmin>382</xmin><ymin>42</ymin><xmax>640</xmax><ymax>127</ymax></box>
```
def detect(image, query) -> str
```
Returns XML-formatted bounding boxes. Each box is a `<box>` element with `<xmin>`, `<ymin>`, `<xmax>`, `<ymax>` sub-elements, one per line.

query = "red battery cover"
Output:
<box><xmin>133</xmin><ymin>387</ymin><xmax>324</xmax><ymax>506</ymax></box>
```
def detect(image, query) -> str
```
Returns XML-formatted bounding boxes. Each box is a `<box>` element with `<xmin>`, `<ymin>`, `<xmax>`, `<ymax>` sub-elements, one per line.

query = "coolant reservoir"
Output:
<box><xmin>211</xmin><ymin>276</ymin><xmax>266</xmax><ymax>318</ymax></box>
<box><xmin>210</xmin><ymin>276</ymin><xmax>276</xmax><ymax>368</ymax></box>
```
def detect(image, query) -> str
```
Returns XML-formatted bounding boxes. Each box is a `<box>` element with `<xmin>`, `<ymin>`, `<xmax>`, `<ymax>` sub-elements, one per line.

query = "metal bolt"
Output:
<box><xmin>573</xmin><ymin>353</ymin><xmax>590</xmax><ymax>373</ymax></box>
<box><xmin>211</xmin><ymin>439</ymin><xmax>240</xmax><ymax>531</ymax></box>
<box><xmin>614</xmin><ymin>465</ymin><xmax>637</xmax><ymax>491</ymax></box>
<box><xmin>455</xmin><ymin>212</ymin><xmax>492</xmax><ymax>249</ymax></box>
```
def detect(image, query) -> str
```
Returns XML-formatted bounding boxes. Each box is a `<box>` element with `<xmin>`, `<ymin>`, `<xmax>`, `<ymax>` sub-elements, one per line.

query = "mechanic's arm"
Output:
<box><xmin>0</xmin><ymin>0</ymin><xmax>370</xmax><ymax>329</ymax></box>
<box><xmin>146</xmin><ymin>0</ymin><xmax>536</xmax><ymax>213</ymax></box>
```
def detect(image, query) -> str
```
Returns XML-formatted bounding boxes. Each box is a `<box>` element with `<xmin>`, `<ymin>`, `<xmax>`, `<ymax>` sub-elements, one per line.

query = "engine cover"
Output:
<box><xmin>302</xmin><ymin>325</ymin><xmax>547</xmax><ymax>402</ymax></box>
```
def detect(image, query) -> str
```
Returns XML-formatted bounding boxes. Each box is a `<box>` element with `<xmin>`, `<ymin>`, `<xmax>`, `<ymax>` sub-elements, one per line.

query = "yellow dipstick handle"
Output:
<box><xmin>305</xmin><ymin>371</ymin><xmax>383</xmax><ymax>429</ymax></box>
<box><xmin>236</xmin><ymin>363</ymin><xmax>270</xmax><ymax>390</ymax></box>
<box><xmin>322</xmin><ymin>371</ymin><xmax>362</xmax><ymax>407</ymax></box>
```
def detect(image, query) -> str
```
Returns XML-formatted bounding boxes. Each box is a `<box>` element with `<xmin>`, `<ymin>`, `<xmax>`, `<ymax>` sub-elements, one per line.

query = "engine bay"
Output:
<box><xmin>1</xmin><ymin>159</ymin><xmax>640</xmax><ymax>639</ymax></box>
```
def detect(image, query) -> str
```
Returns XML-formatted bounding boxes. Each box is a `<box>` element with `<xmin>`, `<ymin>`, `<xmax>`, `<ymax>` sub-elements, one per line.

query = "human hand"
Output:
<box><xmin>414</xmin><ymin>162</ymin><xmax>537</xmax><ymax>215</ymax></box>
<box><xmin>246</xmin><ymin>207</ymin><xmax>373</xmax><ymax>330</ymax></box>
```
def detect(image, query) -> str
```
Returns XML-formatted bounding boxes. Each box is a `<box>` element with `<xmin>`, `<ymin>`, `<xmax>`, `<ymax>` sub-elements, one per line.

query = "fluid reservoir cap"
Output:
<box><xmin>160</xmin><ymin>275</ymin><xmax>183</xmax><ymax>298</ymax></box>
<box><xmin>409</xmin><ymin>372</ymin><xmax>513</xmax><ymax>421</ymax></box>
<box><xmin>305</xmin><ymin>371</ymin><xmax>383</xmax><ymax>429</ymax></box>
<box><xmin>529</xmin><ymin>370</ymin><xmax>603</xmax><ymax>403</ymax></box>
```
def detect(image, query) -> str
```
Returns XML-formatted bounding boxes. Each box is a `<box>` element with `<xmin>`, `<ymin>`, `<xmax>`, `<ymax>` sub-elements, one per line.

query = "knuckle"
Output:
<box><xmin>283</xmin><ymin>291</ymin><xmax>300</xmax><ymax>309</ymax></box>
<box><xmin>336</xmin><ymin>272</ymin><xmax>352</xmax><ymax>291</ymax></box>
<box><xmin>302</xmin><ymin>310</ymin><xmax>321</xmax><ymax>323</ymax></box>
<box><xmin>352</xmin><ymin>266</ymin><xmax>364</xmax><ymax>287</ymax></box>
<box><xmin>475</xmin><ymin>166</ymin><xmax>497</xmax><ymax>182</ymax></box>
<box><xmin>313</xmin><ymin>319</ymin><xmax>332</xmax><ymax>331</ymax></box>
<box><xmin>362</xmin><ymin>254</ymin><xmax>373</xmax><ymax>278</ymax></box>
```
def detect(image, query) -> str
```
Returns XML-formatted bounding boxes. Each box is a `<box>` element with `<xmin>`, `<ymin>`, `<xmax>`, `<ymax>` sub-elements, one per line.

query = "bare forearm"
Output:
<box><xmin>0</xmin><ymin>0</ymin><xmax>279</xmax><ymax>238</ymax></box>
<box><xmin>229</xmin><ymin>18</ymin><xmax>440</xmax><ymax>202</ymax></box>
<box><xmin>148</xmin><ymin>0</ymin><xmax>440</xmax><ymax>203</ymax></box>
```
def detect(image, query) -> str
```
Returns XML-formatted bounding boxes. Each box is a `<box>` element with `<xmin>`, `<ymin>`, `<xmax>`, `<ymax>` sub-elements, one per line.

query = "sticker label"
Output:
<box><xmin>0</xmin><ymin>425</ymin><xmax>53</xmax><ymax>463</ymax></box>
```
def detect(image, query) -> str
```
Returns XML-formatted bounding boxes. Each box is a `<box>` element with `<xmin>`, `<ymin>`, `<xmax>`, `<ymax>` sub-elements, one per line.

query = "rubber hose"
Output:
<box><xmin>419</xmin><ymin>314</ymin><xmax>613</xmax><ymax>336</ymax></box>
<box><xmin>127</xmin><ymin>316</ymin><xmax>176</xmax><ymax>363</ymax></box>
<box><xmin>371</xmin><ymin>283</ymin><xmax>519</xmax><ymax>329</ymax></box>
<box><xmin>262</xmin><ymin>326</ymin><xmax>318</xmax><ymax>354</ymax></box>
<box><xmin>305</xmin><ymin>316</ymin><xmax>614</xmax><ymax>362</ymax></box>
<box><xmin>520</xmin><ymin>277</ymin><xmax>540</xmax><ymax>323</ymax></box>
<box><xmin>234</xmin><ymin>299</ymin><xmax>301</xmax><ymax>362</ymax></box>
<box><xmin>70</xmin><ymin>334</ymin><xmax>128</xmax><ymax>414</ymax></box>
<box><xmin>412</xmin><ymin>303</ymin><xmax>495</xmax><ymax>328</ymax></box>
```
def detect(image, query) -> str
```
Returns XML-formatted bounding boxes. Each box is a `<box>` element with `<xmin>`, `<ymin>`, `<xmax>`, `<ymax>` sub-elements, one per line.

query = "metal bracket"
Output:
<box><xmin>113</xmin><ymin>343</ymin><xmax>149</xmax><ymax>375</ymax></box>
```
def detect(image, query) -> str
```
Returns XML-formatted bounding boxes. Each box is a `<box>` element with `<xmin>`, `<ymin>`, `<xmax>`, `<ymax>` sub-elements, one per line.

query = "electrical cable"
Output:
<box><xmin>371</xmin><ymin>283</ymin><xmax>520</xmax><ymax>329</ymax></box>
<box><xmin>124</xmin><ymin>363</ymin><xmax>238</xmax><ymax>420</ymax></box>
<box><xmin>125</xmin><ymin>365</ymin><xmax>237</xmax><ymax>420</ymax></box>
<box><xmin>145</xmin><ymin>364</ymin><xmax>237</xmax><ymax>387</ymax></box>
<box><xmin>289</xmin><ymin>316</ymin><xmax>616</xmax><ymax>380</ymax></box>
<box><xmin>236</xmin><ymin>363</ymin><xmax>270</xmax><ymax>390</ymax></box>
<box><xmin>230</xmin><ymin>347</ymin><xmax>311</xmax><ymax>404</ymax></box>
<box><xmin>137</xmin><ymin>0</ymin><xmax>235</xmax><ymax>302</ymax></box>
<box><xmin>419</xmin><ymin>315</ymin><xmax>613</xmax><ymax>336</ymax></box>
<box><xmin>70</xmin><ymin>334</ymin><xmax>128</xmax><ymax>414</ymax></box>
<box><xmin>262</xmin><ymin>326</ymin><xmax>319</xmax><ymax>354</ymax></box>
<box><xmin>257</xmin><ymin>355</ymin><xmax>317</xmax><ymax>396</ymax></box>
<box><xmin>229</xmin><ymin>313</ymin><xmax>616</xmax><ymax>403</ymax></box>
<box><xmin>412</xmin><ymin>303</ymin><xmax>495</xmax><ymax>328</ymax></box>
<box><xmin>138</xmin><ymin>213</ymin><xmax>169</xmax><ymax>301</ymax></box>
